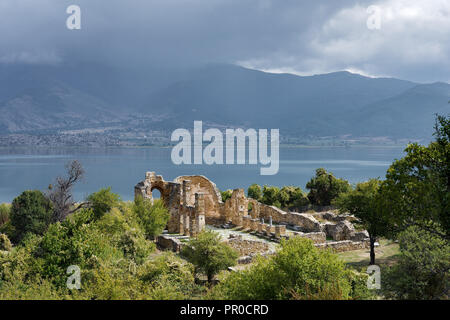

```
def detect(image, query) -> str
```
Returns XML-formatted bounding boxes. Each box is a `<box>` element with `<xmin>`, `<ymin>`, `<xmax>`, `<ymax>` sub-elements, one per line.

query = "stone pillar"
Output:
<box><xmin>179</xmin><ymin>213</ymin><xmax>185</xmax><ymax>235</ymax></box>
<box><xmin>182</xmin><ymin>180</ymin><xmax>191</xmax><ymax>206</ymax></box>
<box><xmin>250</xmin><ymin>202</ymin><xmax>260</xmax><ymax>219</ymax></box>
<box><xmin>269</xmin><ymin>216</ymin><xmax>272</xmax><ymax>226</ymax></box>
<box><xmin>251</xmin><ymin>219</ymin><xmax>258</xmax><ymax>231</ymax></box>
<box><xmin>258</xmin><ymin>222</ymin><xmax>264</xmax><ymax>233</ymax></box>
<box><xmin>243</xmin><ymin>215</ymin><xmax>251</xmax><ymax>229</ymax></box>
<box><xmin>195</xmin><ymin>193</ymin><xmax>206</xmax><ymax>235</ymax></box>
<box><xmin>275</xmin><ymin>225</ymin><xmax>286</xmax><ymax>238</ymax></box>
<box><xmin>184</xmin><ymin>213</ymin><xmax>190</xmax><ymax>236</ymax></box>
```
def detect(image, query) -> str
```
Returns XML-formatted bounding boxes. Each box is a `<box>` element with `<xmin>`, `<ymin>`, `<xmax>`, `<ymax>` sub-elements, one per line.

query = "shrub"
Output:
<box><xmin>138</xmin><ymin>252</ymin><xmax>196</xmax><ymax>295</ymax></box>
<box><xmin>118</xmin><ymin>228</ymin><xmax>155</xmax><ymax>264</ymax></box>
<box><xmin>133</xmin><ymin>197</ymin><xmax>169</xmax><ymax>239</ymax></box>
<box><xmin>262</xmin><ymin>185</ymin><xmax>281</xmax><ymax>208</ymax></box>
<box><xmin>87</xmin><ymin>187</ymin><xmax>121</xmax><ymax>220</ymax></box>
<box><xmin>0</xmin><ymin>233</ymin><xmax>12</xmax><ymax>251</ymax></box>
<box><xmin>33</xmin><ymin>211</ymin><xmax>124</xmax><ymax>288</ymax></box>
<box><xmin>212</xmin><ymin>237</ymin><xmax>359</xmax><ymax>300</ymax></box>
<box><xmin>247</xmin><ymin>184</ymin><xmax>262</xmax><ymax>201</ymax></box>
<box><xmin>182</xmin><ymin>230</ymin><xmax>238</xmax><ymax>283</ymax></box>
<box><xmin>10</xmin><ymin>190</ymin><xmax>53</xmax><ymax>242</ymax></box>
<box><xmin>383</xmin><ymin>226</ymin><xmax>450</xmax><ymax>300</ymax></box>
<box><xmin>279</xmin><ymin>186</ymin><xmax>309</xmax><ymax>208</ymax></box>
<box><xmin>220</xmin><ymin>190</ymin><xmax>233</xmax><ymax>202</ymax></box>
<box><xmin>0</xmin><ymin>204</ymin><xmax>10</xmax><ymax>226</ymax></box>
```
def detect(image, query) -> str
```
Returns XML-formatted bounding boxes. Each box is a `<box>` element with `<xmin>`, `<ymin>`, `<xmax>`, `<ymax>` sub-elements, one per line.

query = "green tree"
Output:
<box><xmin>133</xmin><ymin>197</ymin><xmax>169</xmax><ymax>239</ymax></box>
<box><xmin>279</xmin><ymin>186</ymin><xmax>309</xmax><ymax>208</ymax></box>
<box><xmin>262</xmin><ymin>185</ymin><xmax>281</xmax><ymax>207</ymax></box>
<box><xmin>247</xmin><ymin>184</ymin><xmax>262</xmax><ymax>201</ymax></box>
<box><xmin>381</xmin><ymin>114</ymin><xmax>449</xmax><ymax>239</ymax></box>
<box><xmin>87</xmin><ymin>187</ymin><xmax>121</xmax><ymax>219</ymax></box>
<box><xmin>211</xmin><ymin>237</ymin><xmax>368</xmax><ymax>300</ymax></box>
<box><xmin>220</xmin><ymin>189</ymin><xmax>233</xmax><ymax>202</ymax></box>
<box><xmin>335</xmin><ymin>179</ymin><xmax>391</xmax><ymax>265</ymax></box>
<box><xmin>10</xmin><ymin>190</ymin><xmax>53</xmax><ymax>242</ymax></box>
<box><xmin>306</xmin><ymin>168</ymin><xmax>352</xmax><ymax>206</ymax></box>
<box><xmin>182</xmin><ymin>230</ymin><xmax>238</xmax><ymax>283</ymax></box>
<box><xmin>383</xmin><ymin>226</ymin><xmax>450</xmax><ymax>300</ymax></box>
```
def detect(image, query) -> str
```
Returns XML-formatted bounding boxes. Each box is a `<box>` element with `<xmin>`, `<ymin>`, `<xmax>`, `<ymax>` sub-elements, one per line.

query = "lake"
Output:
<box><xmin>0</xmin><ymin>146</ymin><xmax>406</xmax><ymax>203</ymax></box>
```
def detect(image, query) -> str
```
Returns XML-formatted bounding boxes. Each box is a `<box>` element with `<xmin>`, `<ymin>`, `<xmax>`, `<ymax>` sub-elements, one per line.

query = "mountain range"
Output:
<box><xmin>0</xmin><ymin>62</ymin><xmax>448</xmax><ymax>143</ymax></box>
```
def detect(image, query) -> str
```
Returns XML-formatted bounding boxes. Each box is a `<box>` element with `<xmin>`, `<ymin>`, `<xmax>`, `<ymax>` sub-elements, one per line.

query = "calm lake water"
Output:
<box><xmin>0</xmin><ymin>146</ymin><xmax>406</xmax><ymax>203</ymax></box>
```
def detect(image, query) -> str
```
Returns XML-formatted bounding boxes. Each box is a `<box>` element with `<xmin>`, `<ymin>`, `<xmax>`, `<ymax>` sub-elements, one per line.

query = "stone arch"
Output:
<box><xmin>174</xmin><ymin>175</ymin><xmax>223</xmax><ymax>224</ymax></box>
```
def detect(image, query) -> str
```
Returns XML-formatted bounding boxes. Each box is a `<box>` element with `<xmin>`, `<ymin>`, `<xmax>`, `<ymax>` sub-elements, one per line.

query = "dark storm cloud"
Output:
<box><xmin>0</xmin><ymin>0</ymin><xmax>448</xmax><ymax>82</ymax></box>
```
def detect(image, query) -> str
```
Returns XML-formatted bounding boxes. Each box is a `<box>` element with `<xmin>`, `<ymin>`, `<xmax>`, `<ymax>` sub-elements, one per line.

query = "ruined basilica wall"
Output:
<box><xmin>249</xmin><ymin>201</ymin><xmax>322</xmax><ymax>232</ymax></box>
<box><xmin>174</xmin><ymin>175</ymin><xmax>224</xmax><ymax>224</ymax></box>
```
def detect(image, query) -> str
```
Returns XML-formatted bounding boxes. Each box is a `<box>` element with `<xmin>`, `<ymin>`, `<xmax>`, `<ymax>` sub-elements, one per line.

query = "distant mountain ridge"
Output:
<box><xmin>0</xmin><ymin>62</ymin><xmax>448</xmax><ymax>142</ymax></box>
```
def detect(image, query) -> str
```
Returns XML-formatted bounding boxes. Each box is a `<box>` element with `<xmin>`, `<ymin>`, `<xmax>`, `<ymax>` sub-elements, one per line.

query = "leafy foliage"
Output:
<box><xmin>279</xmin><ymin>186</ymin><xmax>310</xmax><ymax>208</ymax></box>
<box><xmin>87</xmin><ymin>187</ymin><xmax>121</xmax><ymax>220</ymax></box>
<box><xmin>247</xmin><ymin>184</ymin><xmax>262</xmax><ymax>201</ymax></box>
<box><xmin>334</xmin><ymin>179</ymin><xmax>392</xmax><ymax>264</ymax></box>
<box><xmin>10</xmin><ymin>190</ymin><xmax>53</xmax><ymax>242</ymax></box>
<box><xmin>0</xmin><ymin>203</ymin><xmax>10</xmax><ymax>226</ymax></box>
<box><xmin>306</xmin><ymin>168</ymin><xmax>352</xmax><ymax>206</ymax></box>
<box><xmin>383</xmin><ymin>226</ymin><xmax>450</xmax><ymax>299</ymax></box>
<box><xmin>211</xmin><ymin>237</ymin><xmax>369</xmax><ymax>300</ymax></box>
<box><xmin>132</xmin><ymin>197</ymin><xmax>169</xmax><ymax>239</ymax></box>
<box><xmin>220</xmin><ymin>189</ymin><xmax>233</xmax><ymax>202</ymax></box>
<box><xmin>261</xmin><ymin>185</ymin><xmax>281</xmax><ymax>208</ymax></box>
<box><xmin>381</xmin><ymin>114</ymin><xmax>450</xmax><ymax>239</ymax></box>
<box><xmin>0</xmin><ymin>233</ymin><xmax>12</xmax><ymax>251</ymax></box>
<box><xmin>248</xmin><ymin>184</ymin><xmax>309</xmax><ymax>209</ymax></box>
<box><xmin>182</xmin><ymin>230</ymin><xmax>238</xmax><ymax>283</ymax></box>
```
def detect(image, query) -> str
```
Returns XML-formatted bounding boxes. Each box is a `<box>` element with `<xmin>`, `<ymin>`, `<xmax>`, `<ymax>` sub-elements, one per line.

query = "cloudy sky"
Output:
<box><xmin>0</xmin><ymin>0</ymin><xmax>449</xmax><ymax>82</ymax></box>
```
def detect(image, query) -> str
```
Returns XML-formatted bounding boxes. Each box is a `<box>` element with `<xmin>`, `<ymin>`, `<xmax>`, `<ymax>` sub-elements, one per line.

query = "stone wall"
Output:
<box><xmin>156</xmin><ymin>235</ymin><xmax>186</xmax><ymax>252</ymax></box>
<box><xmin>315</xmin><ymin>239</ymin><xmax>370</xmax><ymax>252</ymax></box>
<box><xmin>292</xmin><ymin>231</ymin><xmax>326</xmax><ymax>244</ymax></box>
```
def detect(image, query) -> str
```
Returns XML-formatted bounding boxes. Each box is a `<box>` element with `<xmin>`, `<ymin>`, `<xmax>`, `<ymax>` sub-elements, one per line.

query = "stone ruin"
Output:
<box><xmin>135</xmin><ymin>172</ymin><xmax>370</xmax><ymax>252</ymax></box>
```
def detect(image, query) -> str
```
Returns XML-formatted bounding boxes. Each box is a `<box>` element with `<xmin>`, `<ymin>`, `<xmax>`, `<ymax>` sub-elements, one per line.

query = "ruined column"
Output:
<box><xmin>184</xmin><ymin>212</ymin><xmax>190</xmax><ymax>236</ymax></box>
<box><xmin>182</xmin><ymin>180</ymin><xmax>191</xmax><ymax>206</ymax></box>
<box><xmin>258</xmin><ymin>222</ymin><xmax>264</xmax><ymax>233</ymax></box>
<box><xmin>275</xmin><ymin>225</ymin><xmax>286</xmax><ymax>238</ymax></box>
<box><xmin>179</xmin><ymin>213</ymin><xmax>185</xmax><ymax>235</ymax></box>
<box><xmin>195</xmin><ymin>193</ymin><xmax>206</xmax><ymax>235</ymax></box>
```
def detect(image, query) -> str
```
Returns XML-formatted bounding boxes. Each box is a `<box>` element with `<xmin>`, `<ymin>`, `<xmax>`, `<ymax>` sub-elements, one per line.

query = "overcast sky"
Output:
<box><xmin>0</xmin><ymin>0</ymin><xmax>449</xmax><ymax>82</ymax></box>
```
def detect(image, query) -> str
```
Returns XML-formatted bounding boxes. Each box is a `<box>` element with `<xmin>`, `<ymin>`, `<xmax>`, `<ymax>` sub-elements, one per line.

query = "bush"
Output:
<box><xmin>262</xmin><ymin>185</ymin><xmax>281</xmax><ymax>208</ymax></box>
<box><xmin>247</xmin><ymin>184</ymin><xmax>262</xmax><ymax>201</ymax></box>
<box><xmin>212</xmin><ymin>237</ymin><xmax>362</xmax><ymax>300</ymax></box>
<box><xmin>220</xmin><ymin>190</ymin><xmax>233</xmax><ymax>202</ymax></box>
<box><xmin>138</xmin><ymin>252</ymin><xmax>195</xmax><ymax>291</ymax></box>
<box><xmin>279</xmin><ymin>186</ymin><xmax>309</xmax><ymax>208</ymax></box>
<box><xmin>10</xmin><ymin>190</ymin><xmax>53</xmax><ymax>242</ymax></box>
<box><xmin>118</xmin><ymin>228</ymin><xmax>155</xmax><ymax>264</ymax></box>
<box><xmin>306</xmin><ymin>168</ymin><xmax>352</xmax><ymax>206</ymax></box>
<box><xmin>182</xmin><ymin>230</ymin><xmax>238</xmax><ymax>283</ymax></box>
<box><xmin>133</xmin><ymin>197</ymin><xmax>169</xmax><ymax>239</ymax></box>
<box><xmin>0</xmin><ymin>233</ymin><xmax>12</xmax><ymax>251</ymax></box>
<box><xmin>87</xmin><ymin>187</ymin><xmax>121</xmax><ymax>220</ymax></box>
<box><xmin>0</xmin><ymin>204</ymin><xmax>10</xmax><ymax>226</ymax></box>
<box><xmin>33</xmin><ymin>209</ymin><xmax>124</xmax><ymax>288</ymax></box>
<box><xmin>383</xmin><ymin>226</ymin><xmax>450</xmax><ymax>300</ymax></box>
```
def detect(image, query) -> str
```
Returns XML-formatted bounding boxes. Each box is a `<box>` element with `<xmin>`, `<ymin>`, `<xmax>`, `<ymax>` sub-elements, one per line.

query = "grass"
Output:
<box><xmin>337</xmin><ymin>239</ymin><xmax>400</xmax><ymax>272</ymax></box>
